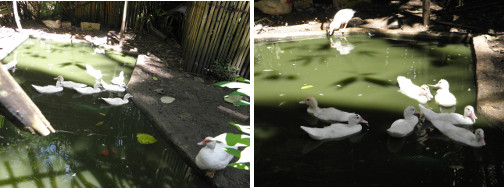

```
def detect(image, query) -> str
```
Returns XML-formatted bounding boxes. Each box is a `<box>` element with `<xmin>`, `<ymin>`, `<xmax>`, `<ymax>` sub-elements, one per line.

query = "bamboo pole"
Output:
<box><xmin>194</xmin><ymin>1</ymin><xmax>218</xmax><ymax>74</ymax></box>
<box><xmin>119</xmin><ymin>1</ymin><xmax>128</xmax><ymax>47</ymax></box>
<box><xmin>201</xmin><ymin>1</ymin><xmax>227</xmax><ymax>74</ymax></box>
<box><xmin>12</xmin><ymin>0</ymin><xmax>22</xmax><ymax>31</ymax></box>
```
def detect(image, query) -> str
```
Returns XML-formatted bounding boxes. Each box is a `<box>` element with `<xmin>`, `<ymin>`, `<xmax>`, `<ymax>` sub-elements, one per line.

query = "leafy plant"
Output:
<box><xmin>0</xmin><ymin>115</ymin><xmax>4</xmax><ymax>128</ymax></box>
<box><xmin>213</xmin><ymin>77</ymin><xmax>250</xmax><ymax>106</ymax></box>
<box><xmin>210</xmin><ymin>59</ymin><xmax>239</xmax><ymax>81</ymax></box>
<box><xmin>214</xmin><ymin>122</ymin><xmax>250</xmax><ymax>170</ymax></box>
<box><xmin>137</xmin><ymin>133</ymin><xmax>158</xmax><ymax>144</ymax></box>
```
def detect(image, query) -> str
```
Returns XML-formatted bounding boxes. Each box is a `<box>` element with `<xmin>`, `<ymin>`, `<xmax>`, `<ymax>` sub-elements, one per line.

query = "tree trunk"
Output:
<box><xmin>422</xmin><ymin>0</ymin><xmax>431</xmax><ymax>27</ymax></box>
<box><xmin>0</xmin><ymin>64</ymin><xmax>55</xmax><ymax>136</ymax></box>
<box><xmin>119</xmin><ymin>1</ymin><xmax>128</xmax><ymax>47</ymax></box>
<box><xmin>12</xmin><ymin>0</ymin><xmax>23</xmax><ymax>31</ymax></box>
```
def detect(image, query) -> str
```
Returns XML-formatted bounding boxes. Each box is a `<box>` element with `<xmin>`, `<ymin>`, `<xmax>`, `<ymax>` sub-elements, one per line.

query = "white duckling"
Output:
<box><xmin>86</xmin><ymin>64</ymin><xmax>103</xmax><ymax>80</ymax></box>
<box><xmin>101</xmin><ymin>79</ymin><xmax>127</xmax><ymax>92</ymax></box>
<box><xmin>300</xmin><ymin>114</ymin><xmax>368</xmax><ymax>140</ymax></box>
<box><xmin>418</xmin><ymin>104</ymin><xmax>477</xmax><ymax>128</ymax></box>
<box><xmin>32</xmin><ymin>81</ymin><xmax>63</xmax><ymax>93</ymax></box>
<box><xmin>387</xmin><ymin>106</ymin><xmax>419</xmax><ymax>138</ymax></box>
<box><xmin>299</xmin><ymin>96</ymin><xmax>356</xmax><ymax>122</ymax></box>
<box><xmin>100</xmin><ymin>93</ymin><xmax>133</xmax><ymax>106</ymax></box>
<box><xmin>431</xmin><ymin>79</ymin><xmax>456</xmax><ymax>107</ymax></box>
<box><xmin>54</xmin><ymin>75</ymin><xmax>87</xmax><ymax>88</ymax></box>
<box><xmin>255</xmin><ymin>0</ymin><xmax>292</xmax><ymax>16</ymax></box>
<box><xmin>195</xmin><ymin>137</ymin><xmax>236</xmax><ymax>178</ymax></box>
<box><xmin>73</xmin><ymin>83</ymin><xmax>102</xmax><ymax>95</ymax></box>
<box><xmin>397</xmin><ymin>76</ymin><xmax>433</xmax><ymax>104</ymax></box>
<box><xmin>329</xmin><ymin>9</ymin><xmax>356</xmax><ymax>35</ymax></box>
<box><xmin>111</xmin><ymin>71</ymin><xmax>125</xmax><ymax>85</ymax></box>
<box><xmin>429</xmin><ymin>119</ymin><xmax>485</xmax><ymax>147</ymax></box>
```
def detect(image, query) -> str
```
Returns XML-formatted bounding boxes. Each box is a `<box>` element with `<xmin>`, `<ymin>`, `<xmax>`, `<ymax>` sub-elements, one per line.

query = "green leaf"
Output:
<box><xmin>95</xmin><ymin>121</ymin><xmax>104</xmax><ymax>126</ymax></box>
<box><xmin>233</xmin><ymin>100</ymin><xmax>250</xmax><ymax>106</ymax></box>
<box><xmin>0</xmin><ymin>115</ymin><xmax>4</xmax><ymax>128</ymax></box>
<box><xmin>228</xmin><ymin>163</ymin><xmax>249</xmax><ymax>170</ymax></box>
<box><xmin>153</xmin><ymin>76</ymin><xmax>158</xmax><ymax>80</ymax></box>
<box><xmin>225</xmin><ymin>148</ymin><xmax>241</xmax><ymax>158</ymax></box>
<box><xmin>301</xmin><ymin>85</ymin><xmax>314</xmax><ymax>90</ymax></box>
<box><xmin>227</xmin><ymin>91</ymin><xmax>247</xmax><ymax>97</ymax></box>
<box><xmin>228</xmin><ymin>122</ymin><xmax>251</xmax><ymax>135</ymax></box>
<box><xmin>160</xmin><ymin>96</ymin><xmax>175</xmax><ymax>103</ymax></box>
<box><xmin>137</xmin><ymin>133</ymin><xmax>158</xmax><ymax>144</ymax></box>
<box><xmin>225</xmin><ymin>133</ymin><xmax>242</xmax><ymax>146</ymax></box>
<box><xmin>224</xmin><ymin>95</ymin><xmax>243</xmax><ymax>105</ymax></box>
<box><xmin>235</xmin><ymin>77</ymin><xmax>250</xmax><ymax>83</ymax></box>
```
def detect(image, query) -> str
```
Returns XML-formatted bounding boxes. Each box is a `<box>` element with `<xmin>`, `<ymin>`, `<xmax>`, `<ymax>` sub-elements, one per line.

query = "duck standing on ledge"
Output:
<box><xmin>328</xmin><ymin>9</ymin><xmax>356</xmax><ymax>35</ymax></box>
<box><xmin>255</xmin><ymin>0</ymin><xmax>292</xmax><ymax>15</ymax></box>
<box><xmin>195</xmin><ymin>137</ymin><xmax>236</xmax><ymax>178</ymax></box>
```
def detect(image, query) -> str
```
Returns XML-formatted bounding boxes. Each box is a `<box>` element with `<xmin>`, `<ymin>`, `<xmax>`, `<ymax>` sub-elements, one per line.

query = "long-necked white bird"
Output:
<box><xmin>300</xmin><ymin>114</ymin><xmax>368</xmax><ymax>140</ymax></box>
<box><xmin>387</xmin><ymin>106</ymin><xmax>419</xmax><ymax>138</ymax></box>
<box><xmin>299</xmin><ymin>96</ymin><xmax>355</xmax><ymax>122</ymax></box>
<box><xmin>73</xmin><ymin>83</ymin><xmax>102</xmax><ymax>95</ymax></box>
<box><xmin>418</xmin><ymin>104</ymin><xmax>477</xmax><ymax>128</ymax></box>
<box><xmin>418</xmin><ymin>104</ymin><xmax>484</xmax><ymax>147</ymax></box>
<box><xmin>101</xmin><ymin>79</ymin><xmax>127</xmax><ymax>92</ymax></box>
<box><xmin>86</xmin><ymin>64</ymin><xmax>103</xmax><ymax>80</ymax></box>
<box><xmin>32</xmin><ymin>81</ymin><xmax>63</xmax><ymax>93</ymax></box>
<box><xmin>195</xmin><ymin>137</ymin><xmax>236</xmax><ymax>178</ymax></box>
<box><xmin>431</xmin><ymin>79</ymin><xmax>456</xmax><ymax>107</ymax></box>
<box><xmin>329</xmin><ymin>8</ymin><xmax>356</xmax><ymax>35</ymax></box>
<box><xmin>54</xmin><ymin>75</ymin><xmax>87</xmax><ymax>88</ymax></box>
<box><xmin>111</xmin><ymin>71</ymin><xmax>125</xmax><ymax>85</ymax></box>
<box><xmin>397</xmin><ymin>76</ymin><xmax>433</xmax><ymax>104</ymax></box>
<box><xmin>100</xmin><ymin>93</ymin><xmax>133</xmax><ymax>106</ymax></box>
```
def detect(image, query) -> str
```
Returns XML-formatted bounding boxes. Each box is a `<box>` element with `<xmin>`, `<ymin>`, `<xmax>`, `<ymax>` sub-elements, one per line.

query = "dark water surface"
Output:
<box><xmin>254</xmin><ymin>34</ymin><xmax>504</xmax><ymax>186</ymax></box>
<box><xmin>1</xmin><ymin>39</ymin><xmax>209</xmax><ymax>187</ymax></box>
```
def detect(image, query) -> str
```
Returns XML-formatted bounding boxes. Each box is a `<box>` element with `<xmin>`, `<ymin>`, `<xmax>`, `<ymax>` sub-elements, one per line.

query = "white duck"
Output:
<box><xmin>397</xmin><ymin>76</ymin><xmax>433</xmax><ymax>104</ymax></box>
<box><xmin>431</xmin><ymin>79</ymin><xmax>456</xmax><ymax>107</ymax></box>
<box><xmin>418</xmin><ymin>104</ymin><xmax>477</xmax><ymax>128</ymax></box>
<box><xmin>86</xmin><ymin>64</ymin><xmax>103</xmax><ymax>80</ymax></box>
<box><xmin>100</xmin><ymin>93</ymin><xmax>133</xmax><ymax>106</ymax></box>
<box><xmin>387</xmin><ymin>106</ymin><xmax>419</xmax><ymax>138</ymax></box>
<box><xmin>73</xmin><ymin>83</ymin><xmax>102</xmax><ymax>95</ymax></box>
<box><xmin>329</xmin><ymin>9</ymin><xmax>356</xmax><ymax>35</ymax></box>
<box><xmin>111</xmin><ymin>71</ymin><xmax>125</xmax><ymax>85</ymax></box>
<box><xmin>32</xmin><ymin>81</ymin><xmax>63</xmax><ymax>93</ymax></box>
<box><xmin>300</xmin><ymin>114</ymin><xmax>368</xmax><ymax>140</ymax></box>
<box><xmin>101</xmin><ymin>79</ymin><xmax>127</xmax><ymax>92</ymax></box>
<box><xmin>54</xmin><ymin>75</ymin><xmax>87</xmax><ymax>88</ymax></box>
<box><xmin>429</xmin><ymin>119</ymin><xmax>485</xmax><ymax>147</ymax></box>
<box><xmin>299</xmin><ymin>96</ymin><xmax>355</xmax><ymax>122</ymax></box>
<box><xmin>195</xmin><ymin>137</ymin><xmax>236</xmax><ymax>178</ymax></box>
<box><xmin>255</xmin><ymin>0</ymin><xmax>292</xmax><ymax>15</ymax></box>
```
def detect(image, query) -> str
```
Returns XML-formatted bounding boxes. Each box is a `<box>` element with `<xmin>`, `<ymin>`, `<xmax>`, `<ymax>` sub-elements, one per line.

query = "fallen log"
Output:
<box><xmin>0</xmin><ymin>63</ymin><xmax>55</xmax><ymax>135</ymax></box>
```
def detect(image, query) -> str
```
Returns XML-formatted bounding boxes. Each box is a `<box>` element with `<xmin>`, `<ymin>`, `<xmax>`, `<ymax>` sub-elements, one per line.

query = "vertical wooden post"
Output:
<box><xmin>422</xmin><ymin>0</ymin><xmax>430</xmax><ymax>27</ymax></box>
<box><xmin>119</xmin><ymin>1</ymin><xmax>128</xmax><ymax>47</ymax></box>
<box><xmin>12</xmin><ymin>0</ymin><xmax>22</xmax><ymax>31</ymax></box>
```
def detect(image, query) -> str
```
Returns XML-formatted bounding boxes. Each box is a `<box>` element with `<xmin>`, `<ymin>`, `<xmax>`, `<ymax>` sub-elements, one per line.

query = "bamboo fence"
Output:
<box><xmin>181</xmin><ymin>1</ymin><xmax>250</xmax><ymax>79</ymax></box>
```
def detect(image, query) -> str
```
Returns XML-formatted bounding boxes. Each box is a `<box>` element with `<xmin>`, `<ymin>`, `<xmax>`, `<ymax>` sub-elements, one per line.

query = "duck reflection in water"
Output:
<box><xmin>330</xmin><ymin>37</ymin><xmax>355</xmax><ymax>55</ymax></box>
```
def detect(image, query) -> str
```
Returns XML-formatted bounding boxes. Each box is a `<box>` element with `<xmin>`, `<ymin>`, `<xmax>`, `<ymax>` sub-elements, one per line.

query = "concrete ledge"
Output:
<box><xmin>473</xmin><ymin>35</ymin><xmax>504</xmax><ymax>128</ymax></box>
<box><xmin>127</xmin><ymin>55</ymin><xmax>250</xmax><ymax>188</ymax></box>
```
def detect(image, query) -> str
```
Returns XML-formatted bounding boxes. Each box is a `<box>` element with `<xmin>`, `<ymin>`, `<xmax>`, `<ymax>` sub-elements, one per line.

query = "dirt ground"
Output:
<box><xmin>0</xmin><ymin>20</ymin><xmax>250</xmax><ymax>187</ymax></box>
<box><xmin>254</xmin><ymin>0</ymin><xmax>504</xmax><ymax>127</ymax></box>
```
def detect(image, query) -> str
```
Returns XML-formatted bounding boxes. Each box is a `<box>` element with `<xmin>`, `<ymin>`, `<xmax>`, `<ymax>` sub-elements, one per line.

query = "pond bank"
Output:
<box><xmin>0</xmin><ymin>24</ymin><xmax>250</xmax><ymax>187</ymax></box>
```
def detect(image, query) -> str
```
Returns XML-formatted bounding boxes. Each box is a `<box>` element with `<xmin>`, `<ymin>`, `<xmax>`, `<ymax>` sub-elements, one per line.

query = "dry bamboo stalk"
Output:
<box><xmin>218</xmin><ymin>2</ymin><xmax>242</xmax><ymax>59</ymax></box>
<box><xmin>205</xmin><ymin>1</ymin><xmax>229</xmax><ymax>64</ymax></box>
<box><xmin>194</xmin><ymin>1</ymin><xmax>219</xmax><ymax>74</ymax></box>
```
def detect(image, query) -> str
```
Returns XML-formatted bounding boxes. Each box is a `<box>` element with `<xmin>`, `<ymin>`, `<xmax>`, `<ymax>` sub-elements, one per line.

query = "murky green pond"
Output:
<box><xmin>0</xmin><ymin>39</ymin><xmax>208</xmax><ymax>187</ymax></box>
<box><xmin>254</xmin><ymin>34</ymin><xmax>504</xmax><ymax>186</ymax></box>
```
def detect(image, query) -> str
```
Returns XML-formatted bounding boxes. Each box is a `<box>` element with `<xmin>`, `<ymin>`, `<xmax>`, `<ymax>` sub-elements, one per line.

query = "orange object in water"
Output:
<box><xmin>101</xmin><ymin>150</ymin><xmax>116</xmax><ymax>156</ymax></box>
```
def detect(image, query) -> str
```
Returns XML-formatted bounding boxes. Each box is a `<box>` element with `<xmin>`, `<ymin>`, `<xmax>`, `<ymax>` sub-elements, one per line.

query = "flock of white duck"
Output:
<box><xmin>30</xmin><ymin>64</ymin><xmax>132</xmax><ymax>106</ymax></box>
<box><xmin>299</xmin><ymin>76</ymin><xmax>485</xmax><ymax>147</ymax></box>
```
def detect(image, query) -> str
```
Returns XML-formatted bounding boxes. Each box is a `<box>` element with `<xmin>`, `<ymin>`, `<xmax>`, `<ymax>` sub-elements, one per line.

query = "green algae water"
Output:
<box><xmin>0</xmin><ymin>39</ymin><xmax>208</xmax><ymax>187</ymax></box>
<box><xmin>255</xmin><ymin>34</ymin><xmax>504</xmax><ymax>186</ymax></box>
